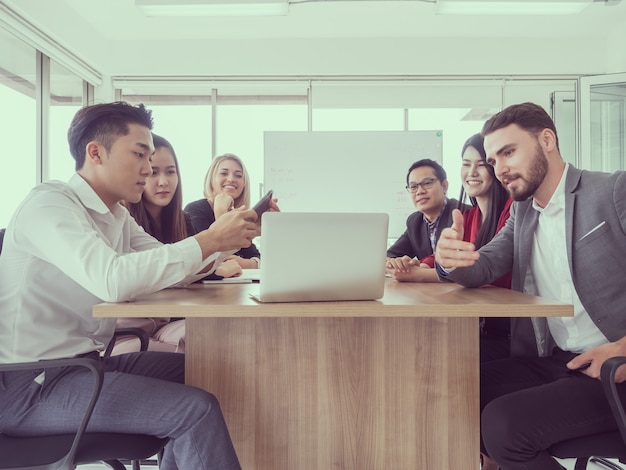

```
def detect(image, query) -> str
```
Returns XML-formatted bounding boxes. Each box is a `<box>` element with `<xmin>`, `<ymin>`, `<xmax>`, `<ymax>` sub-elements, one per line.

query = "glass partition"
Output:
<box><xmin>579</xmin><ymin>73</ymin><xmax>626</xmax><ymax>172</ymax></box>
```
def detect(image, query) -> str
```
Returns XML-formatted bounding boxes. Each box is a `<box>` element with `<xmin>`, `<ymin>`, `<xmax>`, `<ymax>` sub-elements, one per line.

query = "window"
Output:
<box><xmin>0</xmin><ymin>27</ymin><xmax>36</xmax><ymax>228</ymax></box>
<box><xmin>48</xmin><ymin>58</ymin><xmax>85</xmax><ymax>182</ymax></box>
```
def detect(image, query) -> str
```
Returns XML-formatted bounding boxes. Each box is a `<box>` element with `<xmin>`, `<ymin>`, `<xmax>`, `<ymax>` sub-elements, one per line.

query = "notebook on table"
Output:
<box><xmin>250</xmin><ymin>212</ymin><xmax>389</xmax><ymax>303</ymax></box>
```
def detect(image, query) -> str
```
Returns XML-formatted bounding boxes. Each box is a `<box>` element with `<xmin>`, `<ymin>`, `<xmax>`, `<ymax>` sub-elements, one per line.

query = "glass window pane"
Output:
<box><xmin>0</xmin><ymin>27</ymin><xmax>37</xmax><ymax>228</ymax></box>
<box><xmin>589</xmin><ymin>84</ymin><xmax>626</xmax><ymax>172</ymax></box>
<box><xmin>49</xmin><ymin>59</ymin><xmax>84</xmax><ymax>182</ymax></box>
<box><xmin>217</xmin><ymin>104</ymin><xmax>307</xmax><ymax>201</ymax></box>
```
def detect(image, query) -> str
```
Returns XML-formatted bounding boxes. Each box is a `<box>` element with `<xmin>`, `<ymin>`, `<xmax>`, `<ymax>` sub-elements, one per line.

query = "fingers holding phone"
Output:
<box><xmin>253</xmin><ymin>190</ymin><xmax>273</xmax><ymax>218</ymax></box>
<box><xmin>196</xmin><ymin>207</ymin><xmax>259</xmax><ymax>256</ymax></box>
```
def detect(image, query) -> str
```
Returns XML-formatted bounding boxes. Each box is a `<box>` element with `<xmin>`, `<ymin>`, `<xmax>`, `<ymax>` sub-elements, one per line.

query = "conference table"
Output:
<box><xmin>93</xmin><ymin>279</ymin><xmax>572</xmax><ymax>470</ymax></box>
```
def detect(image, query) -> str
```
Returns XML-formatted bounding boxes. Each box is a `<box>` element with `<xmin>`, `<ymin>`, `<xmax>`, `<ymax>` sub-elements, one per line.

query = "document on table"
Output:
<box><xmin>202</xmin><ymin>269</ymin><xmax>261</xmax><ymax>284</ymax></box>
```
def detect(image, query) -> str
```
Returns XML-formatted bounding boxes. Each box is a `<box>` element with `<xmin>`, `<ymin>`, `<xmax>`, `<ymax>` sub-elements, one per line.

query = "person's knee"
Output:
<box><xmin>178</xmin><ymin>387</ymin><xmax>221</xmax><ymax>421</ymax></box>
<box><xmin>482</xmin><ymin>397</ymin><xmax>532</xmax><ymax>462</ymax></box>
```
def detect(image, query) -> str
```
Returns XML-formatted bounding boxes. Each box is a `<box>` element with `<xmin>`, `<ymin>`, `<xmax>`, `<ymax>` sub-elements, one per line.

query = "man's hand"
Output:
<box><xmin>194</xmin><ymin>207</ymin><xmax>259</xmax><ymax>259</ymax></box>
<box><xmin>435</xmin><ymin>209</ymin><xmax>479</xmax><ymax>269</ymax></box>
<box><xmin>567</xmin><ymin>340</ymin><xmax>626</xmax><ymax>383</ymax></box>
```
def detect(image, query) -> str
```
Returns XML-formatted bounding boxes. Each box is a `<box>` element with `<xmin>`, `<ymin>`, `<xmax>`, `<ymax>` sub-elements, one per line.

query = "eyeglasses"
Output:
<box><xmin>406</xmin><ymin>178</ymin><xmax>438</xmax><ymax>193</ymax></box>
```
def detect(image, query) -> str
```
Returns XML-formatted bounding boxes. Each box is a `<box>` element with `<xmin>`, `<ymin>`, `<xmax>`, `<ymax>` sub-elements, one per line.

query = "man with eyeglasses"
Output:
<box><xmin>386</xmin><ymin>158</ymin><xmax>468</xmax><ymax>282</ymax></box>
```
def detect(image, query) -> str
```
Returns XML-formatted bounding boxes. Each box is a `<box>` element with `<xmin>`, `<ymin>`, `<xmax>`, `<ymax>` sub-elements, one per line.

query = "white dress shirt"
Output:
<box><xmin>524</xmin><ymin>164</ymin><xmax>608</xmax><ymax>353</ymax></box>
<box><xmin>0</xmin><ymin>174</ymin><xmax>226</xmax><ymax>363</ymax></box>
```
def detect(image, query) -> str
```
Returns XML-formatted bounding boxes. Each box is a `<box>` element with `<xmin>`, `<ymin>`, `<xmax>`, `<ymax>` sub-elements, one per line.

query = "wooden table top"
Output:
<box><xmin>93</xmin><ymin>279</ymin><xmax>573</xmax><ymax>319</ymax></box>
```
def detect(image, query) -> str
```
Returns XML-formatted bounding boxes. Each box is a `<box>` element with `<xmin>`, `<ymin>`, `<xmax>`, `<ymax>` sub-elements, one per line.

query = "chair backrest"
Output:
<box><xmin>0</xmin><ymin>227</ymin><xmax>5</xmax><ymax>254</ymax></box>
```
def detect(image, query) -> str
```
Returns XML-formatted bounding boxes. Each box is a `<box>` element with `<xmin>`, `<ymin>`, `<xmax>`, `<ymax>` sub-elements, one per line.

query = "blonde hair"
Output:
<box><xmin>203</xmin><ymin>153</ymin><xmax>251</xmax><ymax>208</ymax></box>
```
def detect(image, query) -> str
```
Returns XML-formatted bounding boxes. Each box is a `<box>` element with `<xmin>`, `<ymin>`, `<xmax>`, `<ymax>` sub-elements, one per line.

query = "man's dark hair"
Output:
<box><xmin>481</xmin><ymin>102</ymin><xmax>560</xmax><ymax>151</ymax></box>
<box><xmin>67</xmin><ymin>101</ymin><xmax>154</xmax><ymax>170</ymax></box>
<box><xmin>406</xmin><ymin>158</ymin><xmax>447</xmax><ymax>185</ymax></box>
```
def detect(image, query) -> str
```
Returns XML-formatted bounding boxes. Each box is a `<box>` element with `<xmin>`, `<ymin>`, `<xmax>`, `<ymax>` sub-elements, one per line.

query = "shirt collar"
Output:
<box><xmin>424</xmin><ymin>197</ymin><xmax>448</xmax><ymax>226</ymax></box>
<box><xmin>68</xmin><ymin>173</ymin><xmax>115</xmax><ymax>216</ymax></box>
<box><xmin>532</xmin><ymin>164</ymin><xmax>568</xmax><ymax>215</ymax></box>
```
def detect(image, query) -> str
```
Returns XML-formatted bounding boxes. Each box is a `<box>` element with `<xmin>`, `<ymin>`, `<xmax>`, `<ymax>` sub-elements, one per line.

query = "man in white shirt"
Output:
<box><xmin>435</xmin><ymin>102</ymin><xmax>626</xmax><ymax>470</ymax></box>
<box><xmin>0</xmin><ymin>101</ymin><xmax>258</xmax><ymax>469</ymax></box>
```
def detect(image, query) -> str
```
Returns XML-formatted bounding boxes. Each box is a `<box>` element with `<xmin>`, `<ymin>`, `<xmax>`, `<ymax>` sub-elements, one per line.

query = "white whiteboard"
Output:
<box><xmin>263</xmin><ymin>131</ymin><xmax>443</xmax><ymax>238</ymax></box>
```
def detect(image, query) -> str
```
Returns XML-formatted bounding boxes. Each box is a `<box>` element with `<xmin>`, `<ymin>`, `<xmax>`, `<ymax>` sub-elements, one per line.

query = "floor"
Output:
<box><xmin>75</xmin><ymin>457</ymin><xmax>623</xmax><ymax>469</ymax></box>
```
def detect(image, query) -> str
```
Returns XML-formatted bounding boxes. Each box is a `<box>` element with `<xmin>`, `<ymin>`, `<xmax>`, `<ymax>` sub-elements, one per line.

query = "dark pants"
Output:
<box><xmin>0</xmin><ymin>351</ymin><xmax>241</xmax><ymax>470</ymax></box>
<box><xmin>480</xmin><ymin>348</ymin><xmax>626</xmax><ymax>470</ymax></box>
<box><xmin>480</xmin><ymin>317</ymin><xmax>511</xmax><ymax>363</ymax></box>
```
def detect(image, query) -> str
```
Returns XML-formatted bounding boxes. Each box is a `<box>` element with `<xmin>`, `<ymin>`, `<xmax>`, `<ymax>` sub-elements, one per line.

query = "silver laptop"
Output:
<box><xmin>251</xmin><ymin>212</ymin><xmax>389</xmax><ymax>303</ymax></box>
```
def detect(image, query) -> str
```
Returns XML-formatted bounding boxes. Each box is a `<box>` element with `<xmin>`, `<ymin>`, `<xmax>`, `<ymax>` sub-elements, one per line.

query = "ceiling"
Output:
<box><xmin>6</xmin><ymin>0</ymin><xmax>626</xmax><ymax>42</ymax></box>
<box><xmin>2</xmin><ymin>0</ymin><xmax>625</xmax><ymax>82</ymax></box>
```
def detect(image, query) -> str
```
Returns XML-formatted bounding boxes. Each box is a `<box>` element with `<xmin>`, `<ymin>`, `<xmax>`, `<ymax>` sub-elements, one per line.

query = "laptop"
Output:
<box><xmin>251</xmin><ymin>212</ymin><xmax>389</xmax><ymax>303</ymax></box>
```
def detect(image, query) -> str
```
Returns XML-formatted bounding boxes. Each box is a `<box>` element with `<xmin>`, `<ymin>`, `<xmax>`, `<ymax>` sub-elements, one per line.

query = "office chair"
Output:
<box><xmin>549</xmin><ymin>356</ymin><xmax>626</xmax><ymax>470</ymax></box>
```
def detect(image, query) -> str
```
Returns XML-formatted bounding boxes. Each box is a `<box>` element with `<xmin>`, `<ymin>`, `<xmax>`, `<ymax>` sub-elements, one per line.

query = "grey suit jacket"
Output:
<box><xmin>445</xmin><ymin>165</ymin><xmax>626</xmax><ymax>356</ymax></box>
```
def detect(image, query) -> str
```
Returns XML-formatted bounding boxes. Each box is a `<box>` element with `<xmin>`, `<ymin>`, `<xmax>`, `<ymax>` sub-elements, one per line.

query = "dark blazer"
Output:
<box><xmin>387</xmin><ymin>198</ymin><xmax>467</xmax><ymax>261</ymax></box>
<box><xmin>184</xmin><ymin>198</ymin><xmax>261</xmax><ymax>259</ymax></box>
<box><xmin>444</xmin><ymin>166</ymin><xmax>626</xmax><ymax>356</ymax></box>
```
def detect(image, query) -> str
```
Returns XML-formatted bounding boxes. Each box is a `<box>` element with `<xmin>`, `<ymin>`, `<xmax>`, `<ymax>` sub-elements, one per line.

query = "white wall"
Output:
<box><xmin>101</xmin><ymin>37</ymin><xmax>608</xmax><ymax>77</ymax></box>
<box><xmin>607</xmin><ymin>28</ymin><xmax>626</xmax><ymax>73</ymax></box>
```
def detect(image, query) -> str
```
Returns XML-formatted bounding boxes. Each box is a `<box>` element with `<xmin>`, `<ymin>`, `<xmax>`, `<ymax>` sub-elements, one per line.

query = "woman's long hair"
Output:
<box><xmin>458</xmin><ymin>133</ymin><xmax>509</xmax><ymax>249</ymax></box>
<box><xmin>202</xmin><ymin>153</ymin><xmax>251</xmax><ymax>209</ymax></box>
<box><xmin>126</xmin><ymin>133</ymin><xmax>188</xmax><ymax>243</ymax></box>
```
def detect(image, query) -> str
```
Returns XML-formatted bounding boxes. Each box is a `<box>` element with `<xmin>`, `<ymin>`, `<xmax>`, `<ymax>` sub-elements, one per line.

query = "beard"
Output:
<box><xmin>502</xmin><ymin>144</ymin><xmax>548</xmax><ymax>201</ymax></box>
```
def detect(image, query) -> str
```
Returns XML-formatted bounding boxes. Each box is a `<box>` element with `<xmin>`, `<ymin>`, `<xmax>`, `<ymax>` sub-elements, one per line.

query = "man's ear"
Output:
<box><xmin>442</xmin><ymin>179</ymin><xmax>449</xmax><ymax>194</ymax></box>
<box><xmin>539</xmin><ymin>128</ymin><xmax>557</xmax><ymax>151</ymax></box>
<box><xmin>85</xmin><ymin>141</ymin><xmax>103</xmax><ymax>165</ymax></box>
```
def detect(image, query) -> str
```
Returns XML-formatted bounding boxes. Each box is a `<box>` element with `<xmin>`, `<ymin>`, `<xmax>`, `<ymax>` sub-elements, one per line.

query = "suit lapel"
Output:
<box><xmin>564</xmin><ymin>166</ymin><xmax>582</xmax><ymax>274</ymax></box>
<box><xmin>516</xmin><ymin>202</ymin><xmax>538</xmax><ymax>289</ymax></box>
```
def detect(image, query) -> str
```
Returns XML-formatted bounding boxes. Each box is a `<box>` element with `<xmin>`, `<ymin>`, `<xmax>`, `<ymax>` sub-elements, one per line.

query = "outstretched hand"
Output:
<box><xmin>434</xmin><ymin>209</ymin><xmax>479</xmax><ymax>269</ymax></box>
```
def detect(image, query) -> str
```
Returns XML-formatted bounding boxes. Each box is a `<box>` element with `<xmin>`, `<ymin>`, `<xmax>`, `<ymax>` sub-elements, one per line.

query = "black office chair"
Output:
<box><xmin>549</xmin><ymin>356</ymin><xmax>626</xmax><ymax>470</ymax></box>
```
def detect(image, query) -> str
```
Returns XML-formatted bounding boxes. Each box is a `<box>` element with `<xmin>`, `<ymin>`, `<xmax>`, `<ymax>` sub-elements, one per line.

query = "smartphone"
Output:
<box><xmin>252</xmin><ymin>190</ymin><xmax>274</xmax><ymax>219</ymax></box>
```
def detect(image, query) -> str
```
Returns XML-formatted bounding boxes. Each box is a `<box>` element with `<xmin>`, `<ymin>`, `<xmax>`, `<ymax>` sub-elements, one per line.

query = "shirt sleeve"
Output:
<box><xmin>15</xmin><ymin>188</ymin><xmax>219</xmax><ymax>302</ymax></box>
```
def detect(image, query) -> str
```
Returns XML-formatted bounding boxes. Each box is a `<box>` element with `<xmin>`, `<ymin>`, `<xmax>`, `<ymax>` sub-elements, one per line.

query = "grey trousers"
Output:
<box><xmin>0</xmin><ymin>351</ymin><xmax>241</xmax><ymax>470</ymax></box>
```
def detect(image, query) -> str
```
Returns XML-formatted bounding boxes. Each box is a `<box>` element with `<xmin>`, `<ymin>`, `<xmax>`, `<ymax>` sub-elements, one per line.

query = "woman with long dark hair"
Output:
<box><xmin>115</xmin><ymin>133</ymin><xmax>190</xmax><ymax>354</ymax></box>
<box><xmin>458</xmin><ymin>132</ymin><xmax>513</xmax><ymax>363</ymax></box>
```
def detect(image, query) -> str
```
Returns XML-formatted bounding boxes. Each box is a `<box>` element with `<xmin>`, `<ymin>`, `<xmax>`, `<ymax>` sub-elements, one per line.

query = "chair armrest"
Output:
<box><xmin>0</xmin><ymin>357</ymin><xmax>103</xmax><ymax>466</ymax></box>
<box><xmin>600</xmin><ymin>356</ymin><xmax>626</xmax><ymax>446</ymax></box>
<box><xmin>104</xmin><ymin>327</ymin><xmax>150</xmax><ymax>357</ymax></box>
